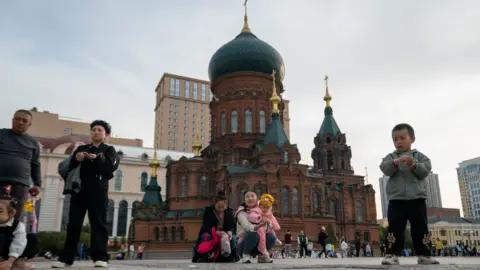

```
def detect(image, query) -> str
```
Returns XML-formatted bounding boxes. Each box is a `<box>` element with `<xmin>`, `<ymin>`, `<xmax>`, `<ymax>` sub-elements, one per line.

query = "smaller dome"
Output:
<box><xmin>208</xmin><ymin>31</ymin><xmax>285</xmax><ymax>82</ymax></box>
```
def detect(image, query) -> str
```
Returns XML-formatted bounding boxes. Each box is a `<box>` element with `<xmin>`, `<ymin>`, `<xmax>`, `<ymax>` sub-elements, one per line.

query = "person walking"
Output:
<box><xmin>317</xmin><ymin>227</ymin><xmax>328</xmax><ymax>258</ymax></box>
<box><xmin>0</xmin><ymin>109</ymin><xmax>42</xmax><ymax>219</ymax></box>
<box><xmin>52</xmin><ymin>120</ymin><xmax>119</xmax><ymax>268</ymax></box>
<box><xmin>283</xmin><ymin>229</ymin><xmax>292</xmax><ymax>258</ymax></box>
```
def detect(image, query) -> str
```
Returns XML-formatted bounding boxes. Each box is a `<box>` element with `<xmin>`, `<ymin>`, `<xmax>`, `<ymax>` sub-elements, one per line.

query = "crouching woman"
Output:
<box><xmin>192</xmin><ymin>190</ymin><xmax>238</xmax><ymax>263</ymax></box>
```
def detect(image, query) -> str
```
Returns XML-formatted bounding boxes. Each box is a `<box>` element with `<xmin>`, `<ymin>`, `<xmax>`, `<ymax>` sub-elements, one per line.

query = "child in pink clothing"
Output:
<box><xmin>249</xmin><ymin>193</ymin><xmax>280</xmax><ymax>257</ymax></box>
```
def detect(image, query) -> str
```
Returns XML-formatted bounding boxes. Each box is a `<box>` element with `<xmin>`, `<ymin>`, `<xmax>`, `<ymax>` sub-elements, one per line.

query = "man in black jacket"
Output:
<box><xmin>0</xmin><ymin>110</ymin><xmax>41</xmax><ymax>219</ymax></box>
<box><xmin>53</xmin><ymin>120</ymin><xmax>118</xmax><ymax>269</ymax></box>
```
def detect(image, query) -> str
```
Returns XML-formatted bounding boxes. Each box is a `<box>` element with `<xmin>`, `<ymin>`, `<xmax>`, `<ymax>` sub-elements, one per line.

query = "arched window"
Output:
<box><xmin>179</xmin><ymin>226</ymin><xmax>185</xmax><ymax>241</ymax></box>
<box><xmin>239</xmin><ymin>188</ymin><xmax>247</xmax><ymax>205</ymax></box>
<box><xmin>255</xmin><ymin>187</ymin><xmax>262</xmax><ymax>198</ymax></box>
<box><xmin>245</xmin><ymin>109</ymin><xmax>252</xmax><ymax>133</ymax></box>
<box><xmin>171</xmin><ymin>227</ymin><xmax>177</xmax><ymax>241</ymax></box>
<box><xmin>259</xmin><ymin>110</ymin><xmax>266</xmax><ymax>133</ymax></box>
<box><xmin>329</xmin><ymin>200</ymin><xmax>336</xmax><ymax>216</ymax></box>
<box><xmin>327</xmin><ymin>151</ymin><xmax>334</xmax><ymax>170</ymax></box>
<box><xmin>284</xmin><ymin>151</ymin><xmax>288</xmax><ymax>162</ymax></box>
<box><xmin>117</xmin><ymin>200</ymin><xmax>128</xmax><ymax>237</ymax></box>
<box><xmin>282</xmin><ymin>187</ymin><xmax>290</xmax><ymax>215</ymax></box>
<box><xmin>140</xmin><ymin>172</ymin><xmax>148</xmax><ymax>192</ymax></box>
<box><xmin>356</xmin><ymin>200</ymin><xmax>363</xmax><ymax>222</ymax></box>
<box><xmin>154</xmin><ymin>227</ymin><xmax>160</xmax><ymax>241</ymax></box>
<box><xmin>292</xmin><ymin>188</ymin><xmax>300</xmax><ymax>215</ymax></box>
<box><xmin>231</xmin><ymin>110</ymin><xmax>238</xmax><ymax>133</ymax></box>
<box><xmin>132</xmin><ymin>200</ymin><xmax>141</xmax><ymax>217</ymax></box>
<box><xmin>221</xmin><ymin>112</ymin><xmax>226</xmax><ymax>135</ymax></box>
<box><xmin>163</xmin><ymin>227</ymin><xmax>168</xmax><ymax>241</ymax></box>
<box><xmin>180</xmin><ymin>175</ymin><xmax>187</xmax><ymax>197</ymax></box>
<box><xmin>200</xmin><ymin>175</ymin><xmax>207</xmax><ymax>196</ymax></box>
<box><xmin>114</xmin><ymin>170</ymin><xmax>123</xmax><ymax>191</ymax></box>
<box><xmin>312</xmin><ymin>191</ymin><xmax>319</xmax><ymax>212</ymax></box>
<box><xmin>107</xmin><ymin>199</ymin><xmax>114</xmax><ymax>236</ymax></box>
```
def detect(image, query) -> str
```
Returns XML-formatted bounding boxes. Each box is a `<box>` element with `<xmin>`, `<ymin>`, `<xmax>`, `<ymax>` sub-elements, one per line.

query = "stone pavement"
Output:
<box><xmin>32</xmin><ymin>257</ymin><xmax>480</xmax><ymax>269</ymax></box>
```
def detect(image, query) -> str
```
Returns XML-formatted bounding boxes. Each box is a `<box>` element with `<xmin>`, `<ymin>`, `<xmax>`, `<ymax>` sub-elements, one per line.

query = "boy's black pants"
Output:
<box><xmin>60</xmin><ymin>187</ymin><xmax>109</xmax><ymax>264</ymax></box>
<box><xmin>386</xmin><ymin>199</ymin><xmax>431</xmax><ymax>256</ymax></box>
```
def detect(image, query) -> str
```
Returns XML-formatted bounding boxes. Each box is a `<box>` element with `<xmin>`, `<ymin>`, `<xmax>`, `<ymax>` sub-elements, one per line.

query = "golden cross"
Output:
<box><xmin>324</xmin><ymin>74</ymin><xmax>329</xmax><ymax>87</ymax></box>
<box><xmin>244</xmin><ymin>0</ymin><xmax>248</xmax><ymax>15</ymax></box>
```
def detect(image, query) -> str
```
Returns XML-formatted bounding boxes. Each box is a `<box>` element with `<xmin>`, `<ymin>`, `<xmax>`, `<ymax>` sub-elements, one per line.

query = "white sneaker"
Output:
<box><xmin>276</xmin><ymin>239</ymin><xmax>282</xmax><ymax>245</ymax></box>
<box><xmin>381</xmin><ymin>254</ymin><xmax>400</xmax><ymax>265</ymax></box>
<box><xmin>51</xmin><ymin>261</ymin><xmax>72</xmax><ymax>268</ymax></box>
<box><xmin>417</xmin><ymin>256</ymin><xmax>439</xmax><ymax>265</ymax></box>
<box><xmin>94</xmin><ymin>261</ymin><xmax>108</xmax><ymax>267</ymax></box>
<box><xmin>241</xmin><ymin>255</ymin><xmax>252</xmax><ymax>263</ymax></box>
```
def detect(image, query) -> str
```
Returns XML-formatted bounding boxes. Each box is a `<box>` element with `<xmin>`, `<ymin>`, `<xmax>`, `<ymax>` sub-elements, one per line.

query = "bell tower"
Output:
<box><xmin>311</xmin><ymin>75</ymin><xmax>353</xmax><ymax>174</ymax></box>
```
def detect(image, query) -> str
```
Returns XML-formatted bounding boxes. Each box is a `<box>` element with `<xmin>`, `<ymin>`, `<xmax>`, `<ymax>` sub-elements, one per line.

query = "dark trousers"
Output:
<box><xmin>318</xmin><ymin>242</ymin><xmax>326</xmax><ymax>257</ymax></box>
<box><xmin>386</xmin><ymin>199</ymin><xmax>430</xmax><ymax>256</ymax></box>
<box><xmin>60</xmin><ymin>188</ymin><xmax>109</xmax><ymax>264</ymax></box>
<box><xmin>0</xmin><ymin>233</ymin><xmax>38</xmax><ymax>260</ymax></box>
<box><xmin>298</xmin><ymin>243</ymin><xmax>307</xmax><ymax>257</ymax></box>
<box><xmin>0</xmin><ymin>183</ymin><xmax>29</xmax><ymax>220</ymax></box>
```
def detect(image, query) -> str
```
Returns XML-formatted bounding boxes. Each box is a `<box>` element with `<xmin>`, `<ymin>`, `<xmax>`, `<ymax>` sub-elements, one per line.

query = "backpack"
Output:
<box><xmin>196</xmin><ymin>227</ymin><xmax>221</xmax><ymax>262</ymax></box>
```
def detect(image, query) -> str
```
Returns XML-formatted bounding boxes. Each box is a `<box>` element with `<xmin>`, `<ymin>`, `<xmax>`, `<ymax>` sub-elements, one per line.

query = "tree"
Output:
<box><xmin>404</xmin><ymin>228</ymin><xmax>413</xmax><ymax>249</ymax></box>
<box><xmin>326</xmin><ymin>223</ymin><xmax>337</xmax><ymax>244</ymax></box>
<box><xmin>379</xmin><ymin>226</ymin><xmax>388</xmax><ymax>245</ymax></box>
<box><xmin>38</xmin><ymin>232</ymin><xmax>90</xmax><ymax>256</ymax></box>
<box><xmin>30</xmin><ymin>107</ymin><xmax>38</xmax><ymax>112</ymax></box>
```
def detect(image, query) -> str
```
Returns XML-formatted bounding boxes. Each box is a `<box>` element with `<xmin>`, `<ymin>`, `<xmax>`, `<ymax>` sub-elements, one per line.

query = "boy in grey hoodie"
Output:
<box><xmin>379</xmin><ymin>123</ymin><xmax>439</xmax><ymax>266</ymax></box>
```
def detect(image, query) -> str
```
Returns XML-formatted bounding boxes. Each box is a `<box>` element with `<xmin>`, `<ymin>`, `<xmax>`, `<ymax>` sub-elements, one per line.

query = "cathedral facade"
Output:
<box><xmin>131</xmin><ymin>10</ymin><xmax>379</xmax><ymax>251</ymax></box>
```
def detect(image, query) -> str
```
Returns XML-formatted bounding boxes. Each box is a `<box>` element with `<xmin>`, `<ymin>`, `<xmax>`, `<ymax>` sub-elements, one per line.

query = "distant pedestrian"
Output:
<box><xmin>0</xmin><ymin>109</ymin><xmax>42</xmax><ymax>220</ymax></box>
<box><xmin>379</xmin><ymin>123</ymin><xmax>439</xmax><ymax>265</ymax></box>
<box><xmin>283</xmin><ymin>229</ymin><xmax>292</xmax><ymax>258</ymax></box>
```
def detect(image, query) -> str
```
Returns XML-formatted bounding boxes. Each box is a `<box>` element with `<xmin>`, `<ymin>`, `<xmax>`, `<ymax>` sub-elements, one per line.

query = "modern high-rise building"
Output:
<box><xmin>27</xmin><ymin>109</ymin><xmax>143</xmax><ymax>147</ymax></box>
<box><xmin>153</xmin><ymin>73</ymin><xmax>290</xmax><ymax>152</ymax></box>
<box><xmin>457</xmin><ymin>157</ymin><xmax>480</xmax><ymax>219</ymax></box>
<box><xmin>425</xmin><ymin>172</ymin><xmax>442</xmax><ymax>208</ymax></box>
<box><xmin>378</xmin><ymin>175</ymin><xmax>389</xmax><ymax>218</ymax></box>
<box><xmin>378</xmin><ymin>172</ymin><xmax>442</xmax><ymax>218</ymax></box>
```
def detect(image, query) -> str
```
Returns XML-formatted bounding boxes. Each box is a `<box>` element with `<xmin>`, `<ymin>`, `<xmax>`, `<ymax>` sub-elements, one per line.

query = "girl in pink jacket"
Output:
<box><xmin>248</xmin><ymin>193</ymin><xmax>280</xmax><ymax>257</ymax></box>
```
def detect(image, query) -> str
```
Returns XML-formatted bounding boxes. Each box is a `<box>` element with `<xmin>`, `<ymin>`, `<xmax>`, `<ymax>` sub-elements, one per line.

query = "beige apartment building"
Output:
<box><xmin>153</xmin><ymin>73</ymin><xmax>290</xmax><ymax>152</ymax></box>
<box><xmin>28</xmin><ymin>108</ymin><xmax>143</xmax><ymax>147</ymax></box>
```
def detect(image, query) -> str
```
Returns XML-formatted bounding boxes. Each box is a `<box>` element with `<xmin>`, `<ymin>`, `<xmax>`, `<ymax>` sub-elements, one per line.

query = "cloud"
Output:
<box><xmin>1</xmin><ymin>0</ymin><xmax>479</xmax><ymax>219</ymax></box>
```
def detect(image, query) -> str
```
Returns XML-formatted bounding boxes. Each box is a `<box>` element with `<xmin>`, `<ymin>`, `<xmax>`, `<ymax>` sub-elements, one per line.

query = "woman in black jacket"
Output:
<box><xmin>192</xmin><ymin>190</ymin><xmax>238</xmax><ymax>262</ymax></box>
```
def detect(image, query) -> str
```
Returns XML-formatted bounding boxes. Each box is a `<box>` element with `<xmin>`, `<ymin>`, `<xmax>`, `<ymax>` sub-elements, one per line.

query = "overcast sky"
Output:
<box><xmin>1</xmin><ymin>0</ymin><xmax>479</xmax><ymax>219</ymax></box>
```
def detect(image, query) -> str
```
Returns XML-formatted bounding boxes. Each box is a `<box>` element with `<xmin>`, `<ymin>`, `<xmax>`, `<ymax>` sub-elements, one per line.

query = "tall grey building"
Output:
<box><xmin>425</xmin><ymin>172</ymin><xmax>442</xmax><ymax>208</ymax></box>
<box><xmin>457</xmin><ymin>157</ymin><xmax>480</xmax><ymax>219</ymax></box>
<box><xmin>378</xmin><ymin>172</ymin><xmax>442</xmax><ymax>218</ymax></box>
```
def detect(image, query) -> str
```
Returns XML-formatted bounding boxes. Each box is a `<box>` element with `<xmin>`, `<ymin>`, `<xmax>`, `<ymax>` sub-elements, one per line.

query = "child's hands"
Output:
<box><xmin>399</xmin><ymin>155</ymin><xmax>414</xmax><ymax>166</ymax></box>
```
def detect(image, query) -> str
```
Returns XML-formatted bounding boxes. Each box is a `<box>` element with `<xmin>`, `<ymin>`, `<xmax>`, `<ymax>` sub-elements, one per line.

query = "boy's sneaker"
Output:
<box><xmin>51</xmin><ymin>261</ymin><xmax>72</xmax><ymax>268</ymax></box>
<box><xmin>417</xmin><ymin>256</ymin><xmax>439</xmax><ymax>265</ymax></box>
<box><xmin>94</xmin><ymin>261</ymin><xmax>108</xmax><ymax>267</ymax></box>
<box><xmin>11</xmin><ymin>258</ymin><xmax>35</xmax><ymax>270</ymax></box>
<box><xmin>381</xmin><ymin>254</ymin><xmax>400</xmax><ymax>265</ymax></box>
<box><xmin>241</xmin><ymin>255</ymin><xmax>252</xmax><ymax>263</ymax></box>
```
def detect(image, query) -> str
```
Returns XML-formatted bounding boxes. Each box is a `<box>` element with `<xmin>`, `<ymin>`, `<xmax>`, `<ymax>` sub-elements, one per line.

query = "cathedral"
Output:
<box><xmin>131</xmin><ymin>6</ymin><xmax>379</xmax><ymax>251</ymax></box>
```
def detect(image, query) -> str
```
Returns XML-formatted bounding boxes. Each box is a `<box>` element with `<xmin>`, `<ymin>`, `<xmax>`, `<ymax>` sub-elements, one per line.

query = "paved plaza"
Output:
<box><xmin>32</xmin><ymin>257</ymin><xmax>480</xmax><ymax>269</ymax></box>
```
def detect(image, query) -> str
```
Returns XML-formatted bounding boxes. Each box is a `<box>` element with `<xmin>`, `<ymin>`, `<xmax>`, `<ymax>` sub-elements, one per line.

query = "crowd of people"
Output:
<box><xmin>0</xmin><ymin>109</ymin><xmax>460</xmax><ymax>268</ymax></box>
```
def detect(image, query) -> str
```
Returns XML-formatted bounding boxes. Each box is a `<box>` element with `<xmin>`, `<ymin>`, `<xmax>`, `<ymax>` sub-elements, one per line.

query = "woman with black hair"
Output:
<box><xmin>192</xmin><ymin>190</ymin><xmax>238</xmax><ymax>263</ymax></box>
<box><xmin>53</xmin><ymin>120</ymin><xmax>119</xmax><ymax>269</ymax></box>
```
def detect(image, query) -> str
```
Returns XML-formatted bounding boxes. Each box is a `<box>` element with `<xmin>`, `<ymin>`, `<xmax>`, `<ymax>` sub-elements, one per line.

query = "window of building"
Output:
<box><xmin>64</xmin><ymin>128</ymin><xmax>72</xmax><ymax>134</ymax></box>
<box><xmin>282</xmin><ymin>187</ymin><xmax>290</xmax><ymax>215</ymax></box>
<box><xmin>200</xmin><ymin>176</ymin><xmax>207</xmax><ymax>196</ymax></box>
<box><xmin>356</xmin><ymin>201</ymin><xmax>363</xmax><ymax>222</ymax></box>
<box><xmin>114</xmin><ymin>170</ymin><xmax>123</xmax><ymax>191</ymax></box>
<box><xmin>193</xmin><ymin>83</ymin><xmax>198</xmax><ymax>99</ymax></box>
<box><xmin>231</xmin><ymin>110</ymin><xmax>238</xmax><ymax>133</ymax></box>
<box><xmin>259</xmin><ymin>110</ymin><xmax>266</xmax><ymax>133</ymax></box>
<box><xmin>292</xmin><ymin>187</ymin><xmax>299</xmax><ymax>215</ymax></box>
<box><xmin>245</xmin><ymin>109</ymin><xmax>252</xmax><ymax>133</ymax></box>
<box><xmin>140</xmin><ymin>172</ymin><xmax>148</xmax><ymax>192</ymax></box>
<box><xmin>185</xmin><ymin>81</ymin><xmax>190</xmax><ymax>98</ymax></box>
<box><xmin>184</xmin><ymin>141</ymin><xmax>188</xmax><ymax>145</ymax></box>
<box><xmin>170</xmin><ymin>78</ymin><xmax>175</xmax><ymax>95</ymax></box>
<box><xmin>221</xmin><ymin>112</ymin><xmax>226</xmax><ymax>135</ymax></box>
<box><xmin>201</xmin><ymin>84</ymin><xmax>206</xmax><ymax>101</ymax></box>
<box><xmin>180</xmin><ymin>175</ymin><xmax>187</xmax><ymax>197</ymax></box>
<box><xmin>184</xmin><ymin>113</ymin><xmax>188</xmax><ymax>117</ymax></box>
<box><xmin>175</xmin><ymin>79</ymin><xmax>180</xmax><ymax>96</ymax></box>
